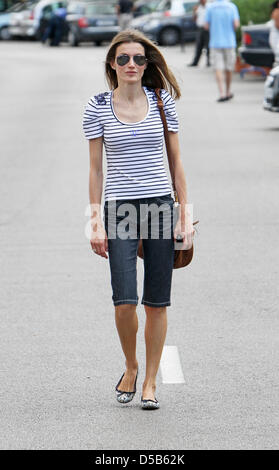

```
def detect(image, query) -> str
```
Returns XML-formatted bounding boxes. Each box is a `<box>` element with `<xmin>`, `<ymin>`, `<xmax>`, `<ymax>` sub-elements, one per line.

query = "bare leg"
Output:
<box><xmin>225</xmin><ymin>70</ymin><xmax>233</xmax><ymax>97</ymax></box>
<box><xmin>142</xmin><ymin>306</ymin><xmax>167</xmax><ymax>401</ymax></box>
<box><xmin>215</xmin><ymin>69</ymin><xmax>225</xmax><ymax>98</ymax></box>
<box><xmin>115</xmin><ymin>304</ymin><xmax>139</xmax><ymax>391</ymax></box>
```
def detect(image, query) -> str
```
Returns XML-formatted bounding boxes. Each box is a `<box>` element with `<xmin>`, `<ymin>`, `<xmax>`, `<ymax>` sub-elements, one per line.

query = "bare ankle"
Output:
<box><xmin>125</xmin><ymin>360</ymin><xmax>138</xmax><ymax>372</ymax></box>
<box><xmin>142</xmin><ymin>380</ymin><xmax>156</xmax><ymax>390</ymax></box>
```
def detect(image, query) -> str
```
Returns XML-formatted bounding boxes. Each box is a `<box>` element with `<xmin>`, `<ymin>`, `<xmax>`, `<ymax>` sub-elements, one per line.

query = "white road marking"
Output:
<box><xmin>160</xmin><ymin>346</ymin><xmax>185</xmax><ymax>384</ymax></box>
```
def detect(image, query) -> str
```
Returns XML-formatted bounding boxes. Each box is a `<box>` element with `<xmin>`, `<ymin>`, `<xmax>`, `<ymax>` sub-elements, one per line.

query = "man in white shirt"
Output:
<box><xmin>188</xmin><ymin>0</ymin><xmax>210</xmax><ymax>66</ymax></box>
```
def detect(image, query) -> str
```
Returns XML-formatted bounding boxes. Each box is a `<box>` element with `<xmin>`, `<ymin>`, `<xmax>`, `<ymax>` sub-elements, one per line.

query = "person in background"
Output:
<box><xmin>188</xmin><ymin>0</ymin><xmax>210</xmax><ymax>67</ymax></box>
<box><xmin>204</xmin><ymin>0</ymin><xmax>240</xmax><ymax>102</ymax></box>
<box><xmin>41</xmin><ymin>4</ymin><xmax>67</xmax><ymax>47</ymax></box>
<box><xmin>269</xmin><ymin>1</ymin><xmax>279</xmax><ymax>65</ymax></box>
<box><xmin>116</xmin><ymin>0</ymin><xmax>134</xmax><ymax>30</ymax></box>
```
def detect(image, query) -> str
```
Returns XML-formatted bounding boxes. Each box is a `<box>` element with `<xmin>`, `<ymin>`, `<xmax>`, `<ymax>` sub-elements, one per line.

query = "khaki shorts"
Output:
<box><xmin>118</xmin><ymin>13</ymin><xmax>132</xmax><ymax>30</ymax></box>
<box><xmin>211</xmin><ymin>48</ymin><xmax>236</xmax><ymax>71</ymax></box>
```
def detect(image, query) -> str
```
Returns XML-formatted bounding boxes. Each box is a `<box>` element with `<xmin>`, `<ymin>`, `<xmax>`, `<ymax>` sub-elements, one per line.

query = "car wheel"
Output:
<box><xmin>68</xmin><ymin>30</ymin><xmax>79</xmax><ymax>47</ymax></box>
<box><xmin>159</xmin><ymin>27</ymin><xmax>180</xmax><ymax>46</ymax></box>
<box><xmin>95</xmin><ymin>41</ymin><xmax>102</xmax><ymax>46</ymax></box>
<box><xmin>0</xmin><ymin>27</ymin><xmax>11</xmax><ymax>40</ymax></box>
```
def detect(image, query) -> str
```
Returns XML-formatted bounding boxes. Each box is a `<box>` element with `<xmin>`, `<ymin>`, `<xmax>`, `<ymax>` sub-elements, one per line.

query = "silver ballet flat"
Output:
<box><xmin>115</xmin><ymin>369</ymin><xmax>138</xmax><ymax>404</ymax></box>
<box><xmin>141</xmin><ymin>396</ymin><xmax>160</xmax><ymax>410</ymax></box>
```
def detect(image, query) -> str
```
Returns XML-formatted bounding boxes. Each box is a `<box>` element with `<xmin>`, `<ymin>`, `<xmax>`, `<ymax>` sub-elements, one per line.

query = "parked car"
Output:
<box><xmin>130</xmin><ymin>0</ymin><xmax>198</xmax><ymax>46</ymax></box>
<box><xmin>263</xmin><ymin>65</ymin><xmax>279</xmax><ymax>112</ymax></box>
<box><xmin>0</xmin><ymin>1</ymin><xmax>31</xmax><ymax>39</ymax></box>
<box><xmin>9</xmin><ymin>0</ymin><xmax>69</xmax><ymax>39</ymax></box>
<box><xmin>238</xmin><ymin>22</ymin><xmax>275</xmax><ymax>69</ymax></box>
<box><xmin>0</xmin><ymin>7</ymin><xmax>12</xmax><ymax>39</ymax></box>
<box><xmin>133</xmin><ymin>0</ymin><xmax>161</xmax><ymax>18</ymax></box>
<box><xmin>66</xmin><ymin>1</ymin><xmax>119</xmax><ymax>46</ymax></box>
<box><xmin>8</xmin><ymin>0</ymin><xmax>39</xmax><ymax>38</ymax></box>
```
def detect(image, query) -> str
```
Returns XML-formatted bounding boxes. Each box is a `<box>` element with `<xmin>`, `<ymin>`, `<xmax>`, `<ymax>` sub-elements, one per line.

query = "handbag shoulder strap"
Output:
<box><xmin>154</xmin><ymin>88</ymin><xmax>178</xmax><ymax>202</ymax></box>
<box><xmin>154</xmin><ymin>88</ymin><xmax>199</xmax><ymax>227</ymax></box>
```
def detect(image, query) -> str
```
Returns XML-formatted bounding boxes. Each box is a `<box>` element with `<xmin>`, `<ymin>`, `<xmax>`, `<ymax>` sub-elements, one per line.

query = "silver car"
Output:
<box><xmin>9</xmin><ymin>0</ymin><xmax>67</xmax><ymax>39</ymax></box>
<box><xmin>130</xmin><ymin>0</ymin><xmax>198</xmax><ymax>46</ymax></box>
<box><xmin>66</xmin><ymin>1</ymin><xmax>119</xmax><ymax>47</ymax></box>
<box><xmin>9</xmin><ymin>0</ymin><xmax>39</xmax><ymax>38</ymax></box>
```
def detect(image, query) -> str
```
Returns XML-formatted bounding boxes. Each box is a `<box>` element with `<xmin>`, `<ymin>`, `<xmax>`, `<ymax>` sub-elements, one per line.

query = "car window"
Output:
<box><xmin>155</xmin><ymin>0</ymin><xmax>171</xmax><ymax>12</ymax></box>
<box><xmin>51</xmin><ymin>2</ymin><xmax>66</xmax><ymax>10</ymax></box>
<box><xmin>85</xmin><ymin>3</ymin><xmax>116</xmax><ymax>15</ymax></box>
<box><xmin>151</xmin><ymin>0</ymin><xmax>161</xmax><ymax>8</ymax></box>
<box><xmin>7</xmin><ymin>1</ymin><xmax>36</xmax><ymax>12</ymax></box>
<box><xmin>183</xmin><ymin>2</ymin><xmax>197</xmax><ymax>13</ymax></box>
<box><xmin>42</xmin><ymin>5</ymin><xmax>53</xmax><ymax>19</ymax></box>
<box><xmin>6</xmin><ymin>3</ymin><xmax>22</xmax><ymax>12</ymax></box>
<box><xmin>67</xmin><ymin>2</ymin><xmax>85</xmax><ymax>14</ymax></box>
<box><xmin>7</xmin><ymin>3</ymin><xmax>26</xmax><ymax>12</ymax></box>
<box><xmin>137</xmin><ymin>5</ymin><xmax>151</xmax><ymax>14</ymax></box>
<box><xmin>139</xmin><ymin>0</ymin><xmax>160</xmax><ymax>13</ymax></box>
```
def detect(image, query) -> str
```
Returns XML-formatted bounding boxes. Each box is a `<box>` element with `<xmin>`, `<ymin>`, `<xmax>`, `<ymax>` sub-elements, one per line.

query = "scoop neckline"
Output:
<box><xmin>110</xmin><ymin>86</ymin><xmax>150</xmax><ymax>126</ymax></box>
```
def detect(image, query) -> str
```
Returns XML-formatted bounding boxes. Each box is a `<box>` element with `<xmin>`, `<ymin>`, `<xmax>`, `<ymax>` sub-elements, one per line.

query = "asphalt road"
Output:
<box><xmin>0</xmin><ymin>40</ymin><xmax>278</xmax><ymax>450</ymax></box>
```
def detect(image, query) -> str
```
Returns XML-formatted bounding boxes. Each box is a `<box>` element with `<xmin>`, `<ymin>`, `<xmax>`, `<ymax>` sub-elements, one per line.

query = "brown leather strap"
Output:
<box><xmin>154</xmin><ymin>88</ymin><xmax>178</xmax><ymax>202</ymax></box>
<box><xmin>154</xmin><ymin>88</ymin><xmax>199</xmax><ymax>227</ymax></box>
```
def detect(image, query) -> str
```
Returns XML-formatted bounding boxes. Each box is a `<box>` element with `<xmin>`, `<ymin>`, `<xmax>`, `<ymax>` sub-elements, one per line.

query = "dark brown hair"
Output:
<box><xmin>105</xmin><ymin>29</ymin><xmax>181</xmax><ymax>99</ymax></box>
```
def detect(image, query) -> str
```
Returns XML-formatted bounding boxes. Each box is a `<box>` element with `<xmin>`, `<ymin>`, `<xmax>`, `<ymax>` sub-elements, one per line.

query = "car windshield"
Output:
<box><xmin>7</xmin><ymin>1</ymin><xmax>36</xmax><ymax>12</ymax></box>
<box><xmin>139</xmin><ymin>0</ymin><xmax>161</xmax><ymax>12</ymax></box>
<box><xmin>155</xmin><ymin>0</ymin><xmax>197</xmax><ymax>13</ymax></box>
<box><xmin>85</xmin><ymin>3</ymin><xmax>116</xmax><ymax>15</ymax></box>
<box><xmin>155</xmin><ymin>0</ymin><xmax>171</xmax><ymax>12</ymax></box>
<box><xmin>67</xmin><ymin>2</ymin><xmax>85</xmax><ymax>14</ymax></box>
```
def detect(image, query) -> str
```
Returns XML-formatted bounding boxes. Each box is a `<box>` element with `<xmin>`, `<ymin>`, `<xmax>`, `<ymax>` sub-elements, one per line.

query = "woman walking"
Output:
<box><xmin>83</xmin><ymin>30</ymin><xmax>194</xmax><ymax>410</ymax></box>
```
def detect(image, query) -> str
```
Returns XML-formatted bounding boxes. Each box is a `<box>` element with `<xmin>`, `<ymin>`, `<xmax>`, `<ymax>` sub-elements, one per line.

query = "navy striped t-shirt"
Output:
<box><xmin>82</xmin><ymin>86</ymin><xmax>179</xmax><ymax>201</ymax></box>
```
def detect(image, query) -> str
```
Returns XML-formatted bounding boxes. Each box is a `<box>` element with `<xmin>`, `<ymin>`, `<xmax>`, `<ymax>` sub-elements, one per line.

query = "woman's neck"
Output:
<box><xmin>114</xmin><ymin>82</ymin><xmax>145</xmax><ymax>103</ymax></box>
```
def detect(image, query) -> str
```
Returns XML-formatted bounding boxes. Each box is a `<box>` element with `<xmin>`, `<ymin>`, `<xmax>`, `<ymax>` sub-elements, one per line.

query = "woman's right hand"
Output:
<box><xmin>90</xmin><ymin>219</ymin><xmax>108</xmax><ymax>259</ymax></box>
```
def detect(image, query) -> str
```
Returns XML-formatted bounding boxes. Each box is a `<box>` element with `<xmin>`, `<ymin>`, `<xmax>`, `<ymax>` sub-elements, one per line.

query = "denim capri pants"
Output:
<box><xmin>103</xmin><ymin>194</ymin><xmax>176</xmax><ymax>307</ymax></box>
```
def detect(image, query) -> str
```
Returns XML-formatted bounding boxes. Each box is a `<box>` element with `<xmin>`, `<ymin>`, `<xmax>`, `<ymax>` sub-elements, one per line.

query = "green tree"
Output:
<box><xmin>233</xmin><ymin>0</ymin><xmax>273</xmax><ymax>26</ymax></box>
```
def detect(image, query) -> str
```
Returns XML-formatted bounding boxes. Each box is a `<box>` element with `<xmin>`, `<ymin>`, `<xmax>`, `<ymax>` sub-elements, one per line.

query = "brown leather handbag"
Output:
<box><xmin>137</xmin><ymin>88</ymin><xmax>199</xmax><ymax>269</ymax></box>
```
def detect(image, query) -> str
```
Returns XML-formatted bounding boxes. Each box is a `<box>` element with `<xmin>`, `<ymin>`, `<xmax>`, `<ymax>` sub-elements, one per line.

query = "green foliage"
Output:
<box><xmin>233</xmin><ymin>0</ymin><xmax>272</xmax><ymax>26</ymax></box>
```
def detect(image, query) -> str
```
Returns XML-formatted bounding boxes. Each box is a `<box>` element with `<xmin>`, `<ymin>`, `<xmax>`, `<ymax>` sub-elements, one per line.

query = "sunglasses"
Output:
<box><xmin>116</xmin><ymin>54</ymin><xmax>148</xmax><ymax>67</ymax></box>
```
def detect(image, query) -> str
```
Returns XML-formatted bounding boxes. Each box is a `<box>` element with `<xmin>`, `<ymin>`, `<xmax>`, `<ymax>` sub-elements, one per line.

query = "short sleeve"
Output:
<box><xmin>232</xmin><ymin>4</ymin><xmax>240</xmax><ymax>22</ymax></box>
<box><xmin>161</xmin><ymin>89</ymin><xmax>179</xmax><ymax>133</ymax></box>
<box><xmin>82</xmin><ymin>96</ymin><xmax>104</xmax><ymax>140</ymax></box>
<box><xmin>205</xmin><ymin>4</ymin><xmax>211</xmax><ymax>24</ymax></box>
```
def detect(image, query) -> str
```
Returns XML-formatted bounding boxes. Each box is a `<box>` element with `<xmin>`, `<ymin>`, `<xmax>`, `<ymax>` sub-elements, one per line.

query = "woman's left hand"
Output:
<box><xmin>173</xmin><ymin>219</ymin><xmax>195</xmax><ymax>250</ymax></box>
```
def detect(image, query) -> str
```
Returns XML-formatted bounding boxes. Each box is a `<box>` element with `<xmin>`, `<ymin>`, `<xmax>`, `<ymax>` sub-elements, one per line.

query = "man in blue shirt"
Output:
<box><xmin>205</xmin><ymin>0</ymin><xmax>240</xmax><ymax>101</ymax></box>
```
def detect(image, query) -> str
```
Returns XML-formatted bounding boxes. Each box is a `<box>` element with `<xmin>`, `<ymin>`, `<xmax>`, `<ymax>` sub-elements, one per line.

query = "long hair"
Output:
<box><xmin>105</xmin><ymin>30</ymin><xmax>181</xmax><ymax>99</ymax></box>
